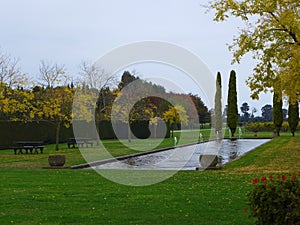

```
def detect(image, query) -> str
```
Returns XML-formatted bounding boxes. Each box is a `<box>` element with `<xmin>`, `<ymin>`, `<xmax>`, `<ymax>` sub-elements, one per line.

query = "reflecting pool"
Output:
<box><xmin>91</xmin><ymin>139</ymin><xmax>270</xmax><ymax>171</ymax></box>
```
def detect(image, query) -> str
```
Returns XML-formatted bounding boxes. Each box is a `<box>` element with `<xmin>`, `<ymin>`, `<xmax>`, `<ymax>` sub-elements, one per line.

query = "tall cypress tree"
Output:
<box><xmin>273</xmin><ymin>90</ymin><xmax>283</xmax><ymax>136</ymax></box>
<box><xmin>227</xmin><ymin>70</ymin><xmax>238</xmax><ymax>137</ymax></box>
<box><xmin>214</xmin><ymin>72</ymin><xmax>222</xmax><ymax>136</ymax></box>
<box><xmin>288</xmin><ymin>101</ymin><xmax>299</xmax><ymax>137</ymax></box>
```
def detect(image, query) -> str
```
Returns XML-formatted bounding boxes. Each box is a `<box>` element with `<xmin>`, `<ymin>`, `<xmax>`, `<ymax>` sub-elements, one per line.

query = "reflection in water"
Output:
<box><xmin>91</xmin><ymin>139</ymin><xmax>270</xmax><ymax>171</ymax></box>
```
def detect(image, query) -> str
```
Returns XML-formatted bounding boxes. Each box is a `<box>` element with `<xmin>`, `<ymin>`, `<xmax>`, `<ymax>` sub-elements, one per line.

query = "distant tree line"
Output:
<box><xmin>0</xmin><ymin>51</ymin><xmax>211</xmax><ymax>148</ymax></box>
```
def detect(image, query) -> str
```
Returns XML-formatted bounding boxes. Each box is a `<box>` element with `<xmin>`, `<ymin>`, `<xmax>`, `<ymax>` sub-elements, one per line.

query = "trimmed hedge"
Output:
<box><xmin>98</xmin><ymin>120</ymin><xmax>170</xmax><ymax>139</ymax></box>
<box><xmin>0</xmin><ymin>120</ymin><xmax>170</xmax><ymax>149</ymax></box>
<box><xmin>0</xmin><ymin>121</ymin><xmax>73</xmax><ymax>149</ymax></box>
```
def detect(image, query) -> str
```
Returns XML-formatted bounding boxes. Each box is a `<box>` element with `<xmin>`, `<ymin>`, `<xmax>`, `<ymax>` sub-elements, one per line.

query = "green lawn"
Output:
<box><xmin>0</xmin><ymin>128</ymin><xmax>275</xmax><ymax>169</ymax></box>
<box><xmin>0</xmin><ymin>169</ymin><xmax>255</xmax><ymax>225</ymax></box>
<box><xmin>0</xmin><ymin>131</ymin><xmax>299</xmax><ymax>224</ymax></box>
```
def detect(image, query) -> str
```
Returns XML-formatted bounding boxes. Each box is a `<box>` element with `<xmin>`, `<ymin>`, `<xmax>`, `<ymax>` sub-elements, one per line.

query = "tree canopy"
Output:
<box><xmin>288</xmin><ymin>101</ymin><xmax>299</xmax><ymax>136</ymax></box>
<box><xmin>240</xmin><ymin>102</ymin><xmax>250</xmax><ymax>123</ymax></box>
<box><xmin>227</xmin><ymin>70</ymin><xmax>238</xmax><ymax>137</ymax></box>
<box><xmin>0</xmin><ymin>59</ymin><xmax>211</xmax><ymax>146</ymax></box>
<box><xmin>261</xmin><ymin>104</ymin><xmax>273</xmax><ymax>122</ymax></box>
<box><xmin>163</xmin><ymin>105</ymin><xmax>189</xmax><ymax>137</ymax></box>
<box><xmin>214</xmin><ymin>72</ymin><xmax>222</xmax><ymax>133</ymax></box>
<box><xmin>208</xmin><ymin>0</ymin><xmax>300</xmax><ymax>101</ymax></box>
<box><xmin>273</xmin><ymin>90</ymin><xmax>283</xmax><ymax>136</ymax></box>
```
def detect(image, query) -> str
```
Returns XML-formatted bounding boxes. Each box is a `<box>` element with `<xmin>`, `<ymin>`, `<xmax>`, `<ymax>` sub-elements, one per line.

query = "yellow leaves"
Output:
<box><xmin>150</xmin><ymin>117</ymin><xmax>159</xmax><ymax>126</ymax></box>
<box><xmin>209</xmin><ymin>0</ymin><xmax>300</xmax><ymax>100</ymax></box>
<box><xmin>163</xmin><ymin>104</ymin><xmax>189</xmax><ymax>126</ymax></box>
<box><xmin>29</xmin><ymin>111</ymin><xmax>35</xmax><ymax>119</ymax></box>
<box><xmin>40</xmin><ymin>87</ymin><xmax>74</xmax><ymax>125</ymax></box>
<box><xmin>2</xmin><ymin>88</ymin><xmax>36</xmax><ymax>121</ymax></box>
<box><xmin>72</xmin><ymin>88</ymin><xmax>97</xmax><ymax>121</ymax></box>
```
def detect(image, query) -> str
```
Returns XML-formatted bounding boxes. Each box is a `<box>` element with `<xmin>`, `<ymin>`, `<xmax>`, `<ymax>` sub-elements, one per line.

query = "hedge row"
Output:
<box><xmin>0</xmin><ymin>121</ymin><xmax>72</xmax><ymax>149</ymax></box>
<box><xmin>245</xmin><ymin>121</ymin><xmax>300</xmax><ymax>133</ymax></box>
<box><xmin>0</xmin><ymin>120</ymin><xmax>170</xmax><ymax>149</ymax></box>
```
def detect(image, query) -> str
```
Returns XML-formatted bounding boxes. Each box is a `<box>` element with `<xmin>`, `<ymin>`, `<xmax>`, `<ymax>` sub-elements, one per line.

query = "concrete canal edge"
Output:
<box><xmin>70</xmin><ymin>141</ymin><xmax>205</xmax><ymax>169</ymax></box>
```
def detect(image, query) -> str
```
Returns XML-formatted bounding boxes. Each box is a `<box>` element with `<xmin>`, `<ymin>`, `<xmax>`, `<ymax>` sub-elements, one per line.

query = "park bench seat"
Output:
<box><xmin>34</xmin><ymin>146</ymin><xmax>45</xmax><ymax>154</ymax></box>
<box><xmin>67</xmin><ymin>138</ymin><xmax>94</xmax><ymax>148</ymax></box>
<box><xmin>13</xmin><ymin>145</ymin><xmax>45</xmax><ymax>154</ymax></box>
<box><xmin>85</xmin><ymin>141</ymin><xmax>93</xmax><ymax>148</ymax></box>
<box><xmin>67</xmin><ymin>140</ymin><xmax>85</xmax><ymax>149</ymax></box>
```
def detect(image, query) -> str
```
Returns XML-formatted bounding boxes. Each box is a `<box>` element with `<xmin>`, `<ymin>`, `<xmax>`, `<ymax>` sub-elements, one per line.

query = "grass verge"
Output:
<box><xmin>0</xmin><ymin>133</ymin><xmax>299</xmax><ymax>224</ymax></box>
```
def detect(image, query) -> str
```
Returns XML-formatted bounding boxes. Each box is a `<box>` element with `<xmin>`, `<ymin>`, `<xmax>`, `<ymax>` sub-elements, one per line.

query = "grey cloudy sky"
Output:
<box><xmin>0</xmin><ymin>0</ymin><xmax>273</xmax><ymax>114</ymax></box>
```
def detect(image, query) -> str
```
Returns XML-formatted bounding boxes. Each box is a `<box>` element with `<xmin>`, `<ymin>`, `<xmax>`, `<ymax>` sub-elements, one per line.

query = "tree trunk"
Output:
<box><xmin>95</xmin><ymin>120</ymin><xmax>100</xmax><ymax>146</ymax></box>
<box><xmin>230</xmin><ymin>129</ymin><xmax>235</xmax><ymax>138</ymax></box>
<box><xmin>274</xmin><ymin>130</ymin><xmax>280</xmax><ymax>137</ymax></box>
<box><xmin>127</xmin><ymin>123</ymin><xmax>131</xmax><ymax>143</ymax></box>
<box><xmin>55</xmin><ymin>121</ymin><xmax>61</xmax><ymax>150</ymax></box>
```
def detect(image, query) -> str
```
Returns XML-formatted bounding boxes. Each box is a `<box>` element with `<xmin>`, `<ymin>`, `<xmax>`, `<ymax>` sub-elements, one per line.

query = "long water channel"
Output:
<box><xmin>91</xmin><ymin>139</ymin><xmax>270</xmax><ymax>171</ymax></box>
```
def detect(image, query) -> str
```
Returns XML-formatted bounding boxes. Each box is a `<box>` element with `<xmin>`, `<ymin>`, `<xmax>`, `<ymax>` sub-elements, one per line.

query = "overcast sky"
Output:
<box><xmin>0</xmin><ymin>0</ymin><xmax>274</xmax><ymax>114</ymax></box>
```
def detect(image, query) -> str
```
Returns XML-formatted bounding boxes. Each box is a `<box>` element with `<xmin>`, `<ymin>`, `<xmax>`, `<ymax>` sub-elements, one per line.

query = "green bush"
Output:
<box><xmin>0</xmin><ymin>120</ymin><xmax>73</xmax><ymax>149</ymax></box>
<box><xmin>245</xmin><ymin>122</ymin><xmax>262</xmax><ymax>135</ymax></box>
<box><xmin>0</xmin><ymin>120</ymin><xmax>170</xmax><ymax>149</ymax></box>
<box><xmin>245</xmin><ymin>122</ymin><xmax>300</xmax><ymax>136</ymax></box>
<box><xmin>245</xmin><ymin>122</ymin><xmax>276</xmax><ymax>136</ymax></box>
<box><xmin>245</xmin><ymin>122</ymin><xmax>272</xmax><ymax>136</ymax></box>
<box><xmin>248</xmin><ymin>172</ymin><xmax>300</xmax><ymax>225</ymax></box>
<box><xmin>281</xmin><ymin>121</ymin><xmax>289</xmax><ymax>132</ymax></box>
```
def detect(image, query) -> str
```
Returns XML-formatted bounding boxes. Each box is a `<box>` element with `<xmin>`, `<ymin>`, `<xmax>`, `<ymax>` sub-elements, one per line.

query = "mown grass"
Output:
<box><xmin>0</xmin><ymin>130</ymin><xmax>299</xmax><ymax>224</ymax></box>
<box><xmin>0</xmin><ymin>169</ymin><xmax>256</xmax><ymax>225</ymax></box>
<box><xmin>223</xmin><ymin>135</ymin><xmax>300</xmax><ymax>174</ymax></box>
<box><xmin>0</xmin><ymin>128</ymin><xmax>274</xmax><ymax>169</ymax></box>
<box><xmin>0</xmin><ymin>129</ymin><xmax>210</xmax><ymax>168</ymax></box>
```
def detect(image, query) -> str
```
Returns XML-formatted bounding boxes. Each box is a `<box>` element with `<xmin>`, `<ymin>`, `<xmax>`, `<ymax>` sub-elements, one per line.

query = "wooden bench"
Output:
<box><xmin>67</xmin><ymin>138</ymin><xmax>94</xmax><ymax>149</ymax></box>
<box><xmin>67</xmin><ymin>139</ymin><xmax>85</xmax><ymax>148</ymax></box>
<box><xmin>13</xmin><ymin>146</ymin><xmax>44</xmax><ymax>154</ymax></box>
<box><xmin>33</xmin><ymin>146</ymin><xmax>45</xmax><ymax>154</ymax></box>
<box><xmin>13</xmin><ymin>141</ymin><xmax>45</xmax><ymax>154</ymax></box>
<box><xmin>84</xmin><ymin>141</ymin><xmax>94</xmax><ymax>148</ymax></box>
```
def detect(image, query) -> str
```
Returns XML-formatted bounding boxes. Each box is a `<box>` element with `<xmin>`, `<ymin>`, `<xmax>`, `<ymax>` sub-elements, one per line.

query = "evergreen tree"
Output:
<box><xmin>118</xmin><ymin>71</ymin><xmax>138</xmax><ymax>89</ymax></box>
<box><xmin>189</xmin><ymin>94</ymin><xmax>210</xmax><ymax>125</ymax></box>
<box><xmin>214</xmin><ymin>72</ymin><xmax>222</xmax><ymax>136</ymax></box>
<box><xmin>240</xmin><ymin>102</ymin><xmax>250</xmax><ymax>123</ymax></box>
<box><xmin>227</xmin><ymin>70</ymin><xmax>238</xmax><ymax>137</ymax></box>
<box><xmin>273</xmin><ymin>90</ymin><xmax>283</xmax><ymax>136</ymax></box>
<box><xmin>261</xmin><ymin>104</ymin><xmax>273</xmax><ymax>122</ymax></box>
<box><xmin>288</xmin><ymin>101</ymin><xmax>299</xmax><ymax>137</ymax></box>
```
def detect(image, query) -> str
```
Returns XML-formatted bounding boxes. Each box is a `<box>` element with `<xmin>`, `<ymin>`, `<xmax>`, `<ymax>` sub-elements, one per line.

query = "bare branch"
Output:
<box><xmin>38</xmin><ymin>60</ymin><xmax>66</xmax><ymax>88</ymax></box>
<box><xmin>0</xmin><ymin>51</ymin><xmax>27</xmax><ymax>88</ymax></box>
<box><xmin>79</xmin><ymin>61</ymin><xmax>116</xmax><ymax>90</ymax></box>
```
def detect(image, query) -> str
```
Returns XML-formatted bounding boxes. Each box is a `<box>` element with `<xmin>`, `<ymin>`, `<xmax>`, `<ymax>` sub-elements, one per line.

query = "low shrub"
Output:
<box><xmin>245</xmin><ymin>122</ymin><xmax>273</xmax><ymax>136</ymax></box>
<box><xmin>245</xmin><ymin>121</ymin><xmax>300</xmax><ymax>136</ymax></box>
<box><xmin>248</xmin><ymin>172</ymin><xmax>300</xmax><ymax>225</ymax></box>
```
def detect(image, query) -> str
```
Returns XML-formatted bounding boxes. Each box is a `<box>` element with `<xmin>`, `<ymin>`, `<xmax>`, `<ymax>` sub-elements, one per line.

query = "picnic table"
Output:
<box><xmin>67</xmin><ymin>138</ymin><xmax>94</xmax><ymax>149</ymax></box>
<box><xmin>13</xmin><ymin>141</ymin><xmax>45</xmax><ymax>154</ymax></box>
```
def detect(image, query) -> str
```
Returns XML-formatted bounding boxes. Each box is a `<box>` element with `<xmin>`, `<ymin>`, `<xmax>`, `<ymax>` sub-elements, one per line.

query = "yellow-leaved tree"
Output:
<box><xmin>9</xmin><ymin>88</ymin><xmax>36</xmax><ymax>121</ymax></box>
<box><xmin>112</xmin><ymin>87</ymin><xmax>156</xmax><ymax>143</ymax></box>
<box><xmin>208</xmin><ymin>0</ymin><xmax>300</xmax><ymax>101</ymax></box>
<box><xmin>163</xmin><ymin>105</ymin><xmax>189</xmax><ymax>138</ymax></box>
<box><xmin>0</xmin><ymin>82</ymin><xmax>10</xmax><ymax>119</ymax></box>
<box><xmin>37</xmin><ymin>86</ymin><xmax>74</xmax><ymax>150</ymax></box>
<box><xmin>0</xmin><ymin>82</ymin><xmax>37</xmax><ymax>122</ymax></box>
